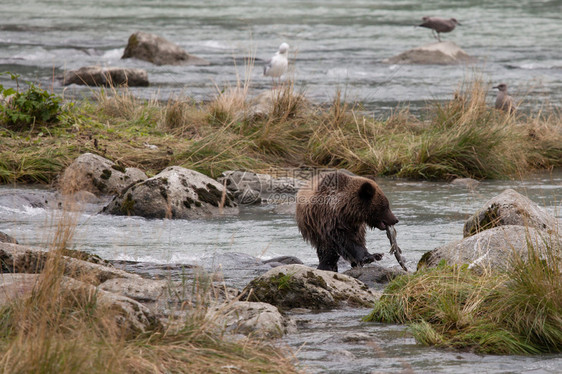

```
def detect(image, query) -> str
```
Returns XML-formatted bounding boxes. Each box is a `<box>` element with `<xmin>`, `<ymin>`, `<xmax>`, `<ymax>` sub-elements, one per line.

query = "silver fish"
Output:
<box><xmin>385</xmin><ymin>225</ymin><xmax>408</xmax><ymax>272</ymax></box>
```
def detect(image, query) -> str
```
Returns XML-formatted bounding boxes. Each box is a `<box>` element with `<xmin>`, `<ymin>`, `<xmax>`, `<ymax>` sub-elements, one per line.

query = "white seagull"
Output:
<box><xmin>264</xmin><ymin>42</ymin><xmax>289</xmax><ymax>83</ymax></box>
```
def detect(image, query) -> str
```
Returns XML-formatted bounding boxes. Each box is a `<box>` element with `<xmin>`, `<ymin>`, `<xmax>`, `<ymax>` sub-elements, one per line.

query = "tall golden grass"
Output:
<box><xmin>1</xmin><ymin>73</ymin><xmax>561</xmax><ymax>183</ymax></box>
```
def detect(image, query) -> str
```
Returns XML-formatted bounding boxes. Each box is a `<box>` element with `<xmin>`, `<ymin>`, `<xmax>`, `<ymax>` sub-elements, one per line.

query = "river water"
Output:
<box><xmin>1</xmin><ymin>170</ymin><xmax>561</xmax><ymax>373</ymax></box>
<box><xmin>1</xmin><ymin>0</ymin><xmax>561</xmax><ymax>114</ymax></box>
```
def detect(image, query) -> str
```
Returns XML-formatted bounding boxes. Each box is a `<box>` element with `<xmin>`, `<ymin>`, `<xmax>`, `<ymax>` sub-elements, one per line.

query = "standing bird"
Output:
<box><xmin>264</xmin><ymin>42</ymin><xmax>289</xmax><ymax>86</ymax></box>
<box><xmin>417</xmin><ymin>17</ymin><xmax>461</xmax><ymax>42</ymax></box>
<box><xmin>493</xmin><ymin>83</ymin><xmax>516</xmax><ymax>113</ymax></box>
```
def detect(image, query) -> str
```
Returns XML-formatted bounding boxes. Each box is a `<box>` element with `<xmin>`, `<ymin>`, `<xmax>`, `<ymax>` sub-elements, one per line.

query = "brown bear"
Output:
<box><xmin>296</xmin><ymin>171</ymin><xmax>398</xmax><ymax>272</ymax></box>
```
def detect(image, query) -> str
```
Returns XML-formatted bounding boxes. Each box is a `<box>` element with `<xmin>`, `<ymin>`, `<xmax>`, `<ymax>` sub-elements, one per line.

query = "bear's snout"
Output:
<box><xmin>373</xmin><ymin>210</ymin><xmax>398</xmax><ymax>230</ymax></box>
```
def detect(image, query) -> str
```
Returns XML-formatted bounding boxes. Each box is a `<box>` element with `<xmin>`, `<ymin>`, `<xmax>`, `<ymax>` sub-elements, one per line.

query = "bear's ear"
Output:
<box><xmin>358</xmin><ymin>181</ymin><xmax>375</xmax><ymax>200</ymax></box>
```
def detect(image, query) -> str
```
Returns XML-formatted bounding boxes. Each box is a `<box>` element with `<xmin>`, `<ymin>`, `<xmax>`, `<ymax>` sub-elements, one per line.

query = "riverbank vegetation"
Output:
<box><xmin>364</xmin><ymin>234</ymin><xmax>562</xmax><ymax>354</ymax></box>
<box><xmin>1</xmin><ymin>74</ymin><xmax>561</xmax><ymax>185</ymax></box>
<box><xmin>0</xmin><ymin>211</ymin><xmax>299</xmax><ymax>373</ymax></box>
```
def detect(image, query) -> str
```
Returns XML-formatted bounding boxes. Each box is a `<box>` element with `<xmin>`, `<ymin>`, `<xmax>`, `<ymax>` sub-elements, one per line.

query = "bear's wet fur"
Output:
<box><xmin>296</xmin><ymin>171</ymin><xmax>398</xmax><ymax>272</ymax></box>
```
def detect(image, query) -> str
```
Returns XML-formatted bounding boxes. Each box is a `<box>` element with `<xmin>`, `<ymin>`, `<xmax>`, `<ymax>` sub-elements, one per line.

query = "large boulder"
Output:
<box><xmin>207</xmin><ymin>301</ymin><xmax>296</xmax><ymax>338</ymax></box>
<box><xmin>384</xmin><ymin>41</ymin><xmax>474</xmax><ymax>65</ymax></box>
<box><xmin>122</xmin><ymin>31</ymin><xmax>210</xmax><ymax>66</ymax></box>
<box><xmin>418</xmin><ymin>225</ymin><xmax>562</xmax><ymax>273</ymax></box>
<box><xmin>463</xmin><ymin>189</ymin><xmax>558</xmax><ymax>237</ymax></box>
<box><xmin>217</xmin><ymin>170</ymin><xmax>307</xmax><ymax>205</ymax></box>
<box><xmin>240</xmin><ymin>264</ymin><xmax>380</xmax><ymax>311</ymax></box>
<box><xmin>0</xmin><ymin>242</ymin><xmax>140</xmax><ymax>285</ymax></box>
<box><xmin>62</xmin><ymin>66</ymin><xmax>149</xmax><ymax>87</ymax></box>
<box><xmin>102</xmin><ymin>166</ymin><xmax>237</xmax><ymax>219</ymax></box>
<box><xmin>59</xmin><ymin>153</ymin><xmax>147</xmax><ymax>196</ymax></box>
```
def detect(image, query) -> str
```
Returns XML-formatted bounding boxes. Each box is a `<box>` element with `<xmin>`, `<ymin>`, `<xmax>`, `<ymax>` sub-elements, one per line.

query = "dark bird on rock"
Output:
<box><xmin>418</xmin><ymin>17</ymin><xmax>461</xmax><ymax>42</ymax></box>
<box><xmin>493</xmin><ymin>83</ymin><xmax>516</xmax><ymax>113</ymax></box>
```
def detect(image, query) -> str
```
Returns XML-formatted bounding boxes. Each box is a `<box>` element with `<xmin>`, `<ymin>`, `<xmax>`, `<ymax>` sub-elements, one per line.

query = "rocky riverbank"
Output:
<box><xmin>2</xmin><ymin>151</ymin><xmax>559</xmax><ymax>344</ymax></box>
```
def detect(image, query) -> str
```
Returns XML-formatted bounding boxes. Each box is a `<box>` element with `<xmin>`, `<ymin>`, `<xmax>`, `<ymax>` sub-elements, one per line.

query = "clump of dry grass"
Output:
<box><xmin>308</xmin><ymin>76</ymin><xmax>562</xmax><ymax>179</ymax></box>
<box><xmin>94</xmin><ymin>86</ymin><xmax>161</xmax><ymax>124</ymax></box>
<box><xmin>160</xmin><ymin>97</ymin><xmax>206</xmax><ymax>139</ymax></box>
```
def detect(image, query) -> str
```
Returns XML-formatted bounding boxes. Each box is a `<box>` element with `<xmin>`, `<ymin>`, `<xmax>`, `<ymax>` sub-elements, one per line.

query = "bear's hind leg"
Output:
<box><xmin>317</xmin><ymin>247</ymin><xmax>339</xmax><ymax>272</ymax></box>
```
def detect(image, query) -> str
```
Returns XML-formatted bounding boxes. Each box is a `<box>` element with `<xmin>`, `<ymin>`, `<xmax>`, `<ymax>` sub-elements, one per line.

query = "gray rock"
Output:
<box><xmin>384</xmin><ymin>41</ymin><xmax>474</xmax><ymax>65</ymax></box>
<box><xmin>122</xmin><ymin>31</ymin><xmax>210</xmax><ymax>66</ymax></box>
<box><xmin>0</xmin><ymin>273</ymin><xmax>37</xmax><ymax>306</ymax></box>
<box><xmin>418</xmin><ymin>225</ymin><xmax>562</xmax><ymax>273</ymax></box>
<box><xmin>102</xmin><ymin>166</ymin><xmax>238</xmax><ymax>219</ymax></box>
<box><xmin>0</xmin><ymin>273</ymin><xmax>160</xmax><ymax>333</ymax></box>
<box><xmin>0</xmin><ymin>231</ymin><xmax>18</xmax><ymax>244</ymax></box>
<box><xmin>463</xmin><ymin>189</ymin><xmax>557</xmax><ymax>237</ymax></box>
<box><xmin>218</xmin><ymin>170</ymin><xmax>307</xmax><ymax>204</ymax></box>
<box><xmin>240</xmin><ymin>264</ymin><xmax>380</xmax><ymax>311</ymax></box>
<box><xmin>263</xmin><ymin>256</ymin><xmax>303</xmax><ymax>265</ymax></box>
<box><xmin>450</xmin><ymin>177</ymin><xmax>480</xmax><ymax>189</ymax></box>
<box><xmin>68</xmin><ymin>190</ymin><xmax>100</xmax><ymax>204</ymax></box>
<box><xmin>99</xmin><ymin>277</ymin><xmax>169</xmax><ymax>305</ymax></box>
<box><xmin>207</xmin><ymin>301</ymin><xmax>296</xmax><ymax>338</ymax></box>
<box><xmin>0</xmin><ymin>242</ymin><xmax>140</xmax><ymax>285</ymax></box>
<box><xmin>62</xmin><ymin>66</ymin><xmax>149</xmax><ymax>87</ymax></box>
<box><xmin>59</xmin><ymin>153</ymin><xmax>147</xmax><ymax>196</ymax></box>
<box><xmin>343</xmin><ymin>264</ymin><xmax>406</xmax><ymax>287</ymax></box>
<box><xmin>0</xmin><ymin>189</ymin><xmax>59</xmax><ymax>210</ymax></box>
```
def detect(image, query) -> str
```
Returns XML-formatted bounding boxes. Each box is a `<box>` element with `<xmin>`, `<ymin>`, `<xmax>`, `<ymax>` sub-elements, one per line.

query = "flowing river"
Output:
<box><xmin>1</xmin><ymin>0</ymin><xmax>561</xmax><ymax>114</ymax></box>
<box><xmin>1</xmin><ymin>170</ymin><xmax>561</xmax><ymax>373</ymax></box>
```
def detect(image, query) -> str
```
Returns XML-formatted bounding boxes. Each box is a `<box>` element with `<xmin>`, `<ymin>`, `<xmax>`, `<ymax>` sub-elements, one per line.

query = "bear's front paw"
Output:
<box><xmin>361</xmin><ymin>252</ymin><xmax>383</xmax><ymax>265</ymax></box>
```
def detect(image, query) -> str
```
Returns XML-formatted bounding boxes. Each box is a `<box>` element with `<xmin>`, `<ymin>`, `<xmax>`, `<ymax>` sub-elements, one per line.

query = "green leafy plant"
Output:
<box><xmin>1</xmin><ymin>72</ymin><xmax>63</xmax><ymax>130</ymax></box>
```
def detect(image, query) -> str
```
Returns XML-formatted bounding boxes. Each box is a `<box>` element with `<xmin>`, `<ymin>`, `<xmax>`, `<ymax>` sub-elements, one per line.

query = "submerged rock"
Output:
<box><xmin>62</xmin><ymin>66</ymin><xmax>149</xmax><ymax>87</ymax></box>
<box><xmin>122</xmin><ymin>31</ymin><xmax>210</xmax><ymax>66</ymax></box>
<box><xmin>0</xmin><ymin>242</ymin><xmax>140</xmax><ymax>285</ymax></box>
<box><xmin>263</xmin><ymin>256</ymin><xmax>303</xmax><ymax>267</ymax></box>
<box><xmin>384</xmin><ymin>41</ymin><xmax>474</xmax><ymax>65</ymax></box>
<box><xmin>463</xmin><ymin>189</ymin><xmax>557</xmax><ymax>237</ymax></box>
<box><xmin>0</xmin><ymin>231</ymin><xmax>18</xmax><ymax>244</ymax></box>
<box><xmin>102</xmin><ymin>166</ymin><xmax>238</xmax><ymax>219</ymax></box>
<box><xmin>59</xmin><ymin>153</ymin><xmax>147</xmax><ymax>197</ymax></box>
<box><xmin>450</xmin><ymin>177</ymin><xmax>480</xmax><ymax>190</ymax></box>
<box><xmin>418</xmin><ymin>225</ymin><xmax>562</xmax><ymax>273</ymax></box>
<box><xmin>343</xmin><ymin>264</ymin><xmax>406</xmax><ymax>287</ymax></box>
<box><xmin>240</xmin><ymin>264</ymin><xmax>380</xmax><ymax>311</ymax></box>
